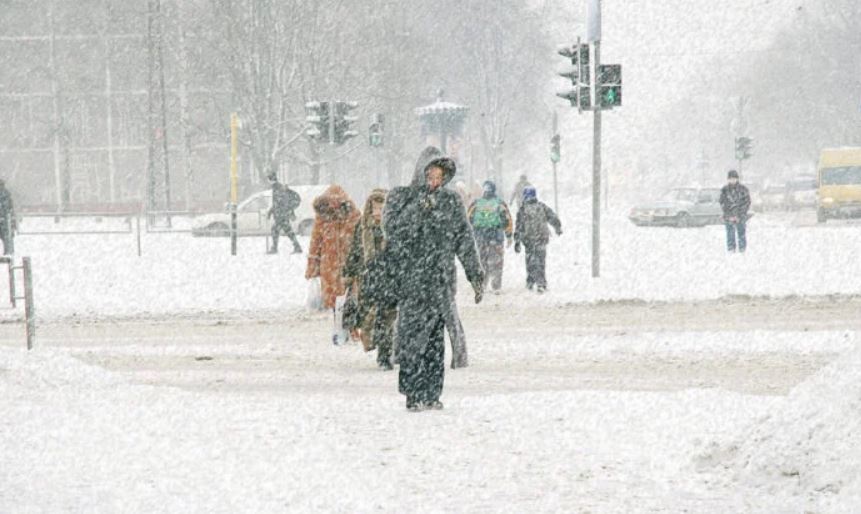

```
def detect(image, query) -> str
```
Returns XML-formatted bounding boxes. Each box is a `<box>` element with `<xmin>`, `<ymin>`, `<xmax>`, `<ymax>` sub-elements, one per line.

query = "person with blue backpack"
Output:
<box><xmin>467</xmin><ymin>180</ymin><xmax>513</xmax><ymax>293</ymax></box>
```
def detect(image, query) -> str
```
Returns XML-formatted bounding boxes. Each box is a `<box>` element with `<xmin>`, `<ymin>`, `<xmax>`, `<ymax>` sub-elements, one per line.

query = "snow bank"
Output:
<box><xmin>696</xmin><ymin>334</ymin><xmax>861</xmax><ymax>509</ymax></box>
<box><xmin>0</xmin><ymin>347</ymin><xmax>120</xmax><ymax>391</ymax></box>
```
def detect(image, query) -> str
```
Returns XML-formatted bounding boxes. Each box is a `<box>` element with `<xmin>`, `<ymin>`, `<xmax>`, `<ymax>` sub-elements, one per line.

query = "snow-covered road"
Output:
<box><xmin>3</xmin><ymin>296</ymin><xmax>860</xmax><ymax>512</ymax></box>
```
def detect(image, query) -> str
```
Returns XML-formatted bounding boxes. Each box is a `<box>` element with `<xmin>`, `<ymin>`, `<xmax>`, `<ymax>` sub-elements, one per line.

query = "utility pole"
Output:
<box><xmin>146</xmin><ymin>0</ymin><xmax>171</xmax><ymax>221</ymax></box>
<box><xmin>556</xmin><ymin>0</ymin><xmax>618</xmax><ymax>278</ymax></box>
<box><xmin>589</xmin><ymin>0</ymin><xmax>602</xmax><ymax>278</ymax></box>
<box><xmin>229</xmin><ymin>112</ymin><xmax>239</xmax><ymax>256</ymax></box>
<box><xmin>591</xmin><ymin>39</ymin><xmax>602</xmax><ymax>278</ymax></box>
<box><xmin>550</xmin><ymin>112</ymin><xmax>560</xmax><ymax>214</ymax></box>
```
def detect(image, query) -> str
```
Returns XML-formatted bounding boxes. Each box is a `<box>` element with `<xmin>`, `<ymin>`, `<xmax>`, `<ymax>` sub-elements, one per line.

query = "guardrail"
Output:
<box><xmin>1</xmin><ymin>256</ymin><xmax>35</xmax><ymax>350</ymax></box>
<box><xmin>17</xmin><ymin>210</ymin><xmax>273</xmax><ymax>255</ymax></box>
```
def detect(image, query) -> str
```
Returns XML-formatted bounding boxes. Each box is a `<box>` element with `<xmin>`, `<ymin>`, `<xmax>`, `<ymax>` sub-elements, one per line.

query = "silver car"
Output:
<box><xmin>629</xmin><ymin>188</ymin><xmax>723</xmax><ymax>228</ymax></box>
<box><xmin>785</xmin><ymin>176</ymin><xmax>818</xmax><ymax>210</ymax></box>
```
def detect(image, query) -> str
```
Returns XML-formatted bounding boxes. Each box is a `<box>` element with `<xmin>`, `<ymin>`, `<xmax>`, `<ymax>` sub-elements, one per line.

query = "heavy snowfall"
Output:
<box><xmin>2</xmin><ymin>1</ymin><xmax>861</xmax><ymax>513</ymax></box>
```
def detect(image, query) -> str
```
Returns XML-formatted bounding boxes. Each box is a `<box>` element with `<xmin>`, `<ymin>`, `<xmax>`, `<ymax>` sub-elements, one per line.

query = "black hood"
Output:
<box><xmin>410</xmin><ymin>146</ymin><xmax>456</xmax><ymax>189</ymax></box>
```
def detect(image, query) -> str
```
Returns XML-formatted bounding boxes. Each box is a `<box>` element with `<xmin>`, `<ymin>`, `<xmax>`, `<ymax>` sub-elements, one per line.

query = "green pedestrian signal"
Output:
<box><xmin>597</xmin><ymin>64</ymin><xmax>622</xmax><ymax>109</ymax></box>
<box><xmin>550</xmin><ymin>134</ymin><xmax>561</xmax><ymax>163</ymax></box>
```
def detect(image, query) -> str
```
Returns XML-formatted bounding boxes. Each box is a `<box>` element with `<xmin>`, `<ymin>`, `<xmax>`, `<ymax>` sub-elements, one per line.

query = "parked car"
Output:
<box><xmin>191</xmin><ymin>184</ymin><xmax>328</xmax><ymax>237</ymax></box>
<box><xmin>785</xmin><ymin>175</ymin><xmax>818</xmax><ymax>210</ymax></box>
<box><xmin>759</xmin><ymin>185</ymin><xmax>787</xmax><ymax>211</ymax></box>
<box><xmin>629</xmin><ymin>187</ymin><xmax>723</xmax><ymax>228</ymax></box>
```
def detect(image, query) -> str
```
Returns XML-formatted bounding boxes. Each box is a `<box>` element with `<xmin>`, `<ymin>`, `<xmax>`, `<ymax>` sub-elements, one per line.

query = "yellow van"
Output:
<box><xmin>817</xmin><ymin>147</ymin><xmax>861</xmax><ymax>223</ymax></box>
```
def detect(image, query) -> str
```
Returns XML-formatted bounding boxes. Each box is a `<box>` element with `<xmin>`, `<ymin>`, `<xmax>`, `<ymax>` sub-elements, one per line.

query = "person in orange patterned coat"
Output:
<box><xmin>305</xmin><ymin>185</ymin><xmax>361</xmax><ymax>310</ymax></box>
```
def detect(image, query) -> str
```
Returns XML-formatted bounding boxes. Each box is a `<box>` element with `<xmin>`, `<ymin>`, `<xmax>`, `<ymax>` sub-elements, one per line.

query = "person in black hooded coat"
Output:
<box><xmin>383</xmin><ymin>146</ymin><xmax>484</xmax><ymax>411</ymax></box>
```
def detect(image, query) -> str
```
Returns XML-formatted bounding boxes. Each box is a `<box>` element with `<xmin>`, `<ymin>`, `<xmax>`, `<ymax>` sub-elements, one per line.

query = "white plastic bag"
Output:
<box><xmin>305</xmin><ymin>278</ymin><xmax>323</xmax><ymax>312</ymax></box>
<box><xmin>332</xmin><ymin>295</ymin><xmax>350</xmax><ymax>345</ymax></box>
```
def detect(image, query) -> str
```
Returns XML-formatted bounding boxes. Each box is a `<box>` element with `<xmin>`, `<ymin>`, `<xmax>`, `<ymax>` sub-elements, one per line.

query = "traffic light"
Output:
<box><xmin>735</xmin><ymin>136</ymin><xmax>753</xmax><ymax>160</ymax></box>
<box><xmin>333</xmin><ymin>101</ymin><xmax>359</xmax><ymax>145</ymax></box>
<box><xmin>550</xmin><ymin>134</ymin><xmax>561</xmax><ymax>163</ymax></box>
<box><xmin>556</xmin><ymin>42</ymin><xmax>590</xmax><ymax>110</ymax></box>
<box><xmin>369</xmin><ymin>113</ymin><xmax>384</xmax><ymax>147</ymax></box>
<box><xmin>597</xmin><ymin>65</ymin><xmax>622</xmax><ymax>108</ymax></box>
<box><xmin>305</xmin><ymin>101</ymin><xmax>330</xmax><ymax>141</ymax></box>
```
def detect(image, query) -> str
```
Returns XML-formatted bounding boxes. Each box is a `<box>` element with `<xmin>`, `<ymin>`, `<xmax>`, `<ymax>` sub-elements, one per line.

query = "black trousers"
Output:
<box><xmin>271</xmin><ymin>218</ymin><xmax>301</xmax><ymax>251</ymax></box>
<box><xmin>524</xmin><ymin>243</ymin><xmax>547</xmax><ymax>288</ymax></box>
<box><xmin>397</xmin><ymin>305</ymin><xmax>446</xmax><ymax>404</ymax></box>
<box><xmin>477</xmin><ymin>239</ymin><xmax>505</xmax><ymax>291</ymax></box>
<box><xmin>0</xmin><ymin>220</ymin><xmax>13</xmax><ymax>255</ymax></box>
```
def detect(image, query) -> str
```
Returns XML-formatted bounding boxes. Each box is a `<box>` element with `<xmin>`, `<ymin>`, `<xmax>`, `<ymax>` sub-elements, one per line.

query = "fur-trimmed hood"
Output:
<box><xmin>313</xmin><ymin>185</ymin><xmax>358</xmax><ymax>221</ymax></box>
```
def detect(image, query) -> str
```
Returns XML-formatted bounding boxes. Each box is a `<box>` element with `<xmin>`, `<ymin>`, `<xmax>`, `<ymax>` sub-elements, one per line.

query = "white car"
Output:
<box><xmin>191</xmin><ymin>184</ymin><xmax>328</xmax><ymax>237</ymax></box>
<box><xmin>785</xmin><ymin>176</ymin><xmax>818</xmax><ymax>210</ymax></box>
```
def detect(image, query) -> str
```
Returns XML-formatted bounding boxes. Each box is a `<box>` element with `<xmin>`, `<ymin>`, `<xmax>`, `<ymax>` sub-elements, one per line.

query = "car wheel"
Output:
<box><xmin>298</xmin><ymin>219</ymin><xmax>314</xmax><ymax>236</ymax></box>
<box><xmin>675</xmin><ymin>212</ymin><xmax>691</xmax><ymax>228</ymax></box>
<box><xmin>206</xmin><ymin>222</ymin><xmax>230</xmax><ymax>237</ymax></box>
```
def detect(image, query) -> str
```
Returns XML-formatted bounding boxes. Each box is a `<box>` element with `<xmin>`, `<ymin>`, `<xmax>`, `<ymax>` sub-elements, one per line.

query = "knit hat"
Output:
<box><xmin>727</xmin><ymin>170</ymin><xmax>739</xmax><ymax>179</ymax></box>
<box><xmin>522</xmin><ymin>186</ymin><xmax>537</xmax><ymax>201</ymax></box>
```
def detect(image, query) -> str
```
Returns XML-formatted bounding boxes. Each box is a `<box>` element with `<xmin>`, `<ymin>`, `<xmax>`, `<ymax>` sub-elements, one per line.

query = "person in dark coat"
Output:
<box><xmin>266</xmin><ymin>172</ymin><xmax>303</xmax><ymax>254</ymax></box>
<box><xmin>719</xmin><ymin>170</ymin><xmax>751</xmax><ymax>253</ymax></box>
<box><xmin>467</xmin><ymin>180</ymin><xmax>513</xmax><ymax>293</ymax></box>
<box><xmin>514</xmin><ymin>186</ymin><xmax>561</xmax><ymax>293</ymax></box>
<box><xmin>0</xmin><ymin>180</ymin><xmax>16</xmax><ymax>255</ymax></box>
<box><xmin>343</xmin><ymin>188</ymin><xmax>397</xmax><ymax>370</ymax></box>
<box><xmin>383</xmin><ymin>146</ymin><xmax>484</xmax><ymax>411</ymax></box>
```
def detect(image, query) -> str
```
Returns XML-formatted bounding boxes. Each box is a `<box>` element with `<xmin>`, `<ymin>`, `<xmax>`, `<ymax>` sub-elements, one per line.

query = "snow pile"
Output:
<box><xmin>697</xmin><ymin>336</ymin><xmax>861</xmax><ymax>507</ymax></box>
<box><xmin>0</xmin><ymin>348</ymin><xmax>120</xmax><ymax>392</ymax></box>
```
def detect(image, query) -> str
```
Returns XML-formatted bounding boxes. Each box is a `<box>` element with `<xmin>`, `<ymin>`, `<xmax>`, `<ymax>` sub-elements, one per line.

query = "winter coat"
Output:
<box><xmin>467</xmin><ymin>194</ymin><xmax>513</xmax><ymax>244</ymax></box>
<box><xmin>383</xmin><ymin>146</ymin><xmax>483</xmax><ymax>311</ymax></box>
<box><xmin>343</xmin><ymin>189</ymin><xmax>388</xmax><ymax>320</ymax></box>
<box><xmin>515</xmin><ymin>198</ymin><xmax>562</xmax><ymax>247</ymax></box>
<box><xmin>719</xmin><ymin>183</ymin><xmax>751</xmax><ymax>220</ymax></box>
<box><xmin>305</xmin><ymin>185</ymin><xmax>361</xmax><ymax>309</ymax></box>
<box><xmin>385</xmin><ymin>147</ymin><xmax>482</xmax><ymax>402</ymax></box>
<box><xmin>269</xmin><ymin>182</ymin><xmax>301</xmax><ymax>221</ymax></box>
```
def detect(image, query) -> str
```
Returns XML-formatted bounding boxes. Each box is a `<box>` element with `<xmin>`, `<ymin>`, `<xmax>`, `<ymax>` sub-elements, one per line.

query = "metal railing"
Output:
<box><xmin>17</xmin><ymin>210</ymin><xmax>275</xmax><ymax>256</ymax></box>
<box><xmin>1</xmin><ymin>256</ymin><xmax>35</xmax><ymax>350</ymax></box>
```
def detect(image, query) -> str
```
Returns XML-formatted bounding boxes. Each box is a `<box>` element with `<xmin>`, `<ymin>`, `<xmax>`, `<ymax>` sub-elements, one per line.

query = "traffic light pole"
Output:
<box><xmin>591</xmin><ymin>40</ymin><xmax>602</xmax><ymax>278</ymax></box>
<box><xmin>552</xmin><ymin>112</ymin><xmax>559</xmax><ymax>214</ymax></box>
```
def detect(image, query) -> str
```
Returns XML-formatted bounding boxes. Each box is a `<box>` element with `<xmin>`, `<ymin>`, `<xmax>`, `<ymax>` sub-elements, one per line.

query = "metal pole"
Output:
<box><xmin>22</xmin><ymin>257</ymin><xmax>35</xmax><ymax>350</ymax></box>
<box><xmin>136</xmin><ymin>214</ymin><xmax>142</xmax><ymax>257</ymax></box>
<box><xmin>230</xmin><ymin>112</ymin><xmax>239</xmax><ymax>256</ymax></box>
<box><xmin>592</xmin><ymin>40</ymin><xmax>602</xmax><ymax>278</ymax></box>
<box><xmin>155</xmin><ymin>0</ymin><xmax>171</xmax><ymax>228</ymax></box>
<box><xmin>7</xmin><ymin>257</ymin><xmax>16</xmax><ymax>308</ymax></box>
<box><xmin>103</xmin><ymin>0</ymin><xmax>116</xmax><ymax>204</ymax></box>
<box><xmin>552</xmin><ymin>111</ymin><xmax>559</xmax><ymax>214</ymax></box>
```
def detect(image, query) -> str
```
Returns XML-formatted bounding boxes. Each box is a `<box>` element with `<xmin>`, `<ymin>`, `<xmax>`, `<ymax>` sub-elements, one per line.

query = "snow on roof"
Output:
<box><xmin>414</xmin><ymin>100</ymin><xmax>469</xmax><ymax>116</ymax></box>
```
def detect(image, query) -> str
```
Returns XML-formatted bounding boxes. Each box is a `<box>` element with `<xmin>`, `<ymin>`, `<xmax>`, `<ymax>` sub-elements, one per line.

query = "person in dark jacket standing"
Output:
<box><xmin>514</xmin><ymin>186</ymin><xmax>561</xmax><ymax>293</ymax></box>
<box><xmin>0</xmin><ymin>180</ymin><xmax>16</xmax><ymax>255</ymax></box>
<box><xmin>266</xmin><ymin>172</ymin><xmax>302</xmax><ymax>254</ymax></box>
<box><xmin>467</xmin><ymin>180</ymin><xmax>513</xmax><ymax>293</ymax></box>
<box><xmin>383</xmin><ymin>146</ymin><xmax>484</xmax><ymax>411</ymax></box>
<box><xmin>719</xmin><ymin>170</ymin><xmax>751</xmax><ymax>253</ymax></box>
